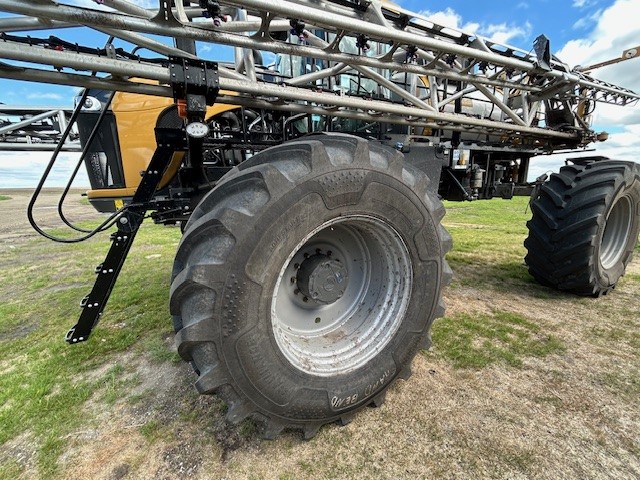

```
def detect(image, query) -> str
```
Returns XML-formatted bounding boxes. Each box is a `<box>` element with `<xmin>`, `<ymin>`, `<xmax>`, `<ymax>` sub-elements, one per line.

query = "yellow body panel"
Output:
<box><xmin>110</xmin><ymin>91</ymin><xmax>239</xmax><ymax>191</ymax></box>
<box><xmin>86</xmin><ymin>83</ymin><xmax>241</xmax><ymax>209</ymax></box>
<box><xmin>87</xmin><ymin>187</ymin><xmax>137</xmax><ymax>199</ymax></box>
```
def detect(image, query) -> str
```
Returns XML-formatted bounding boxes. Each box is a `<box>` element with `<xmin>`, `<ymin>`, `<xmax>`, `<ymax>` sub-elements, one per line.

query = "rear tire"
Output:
<box><xmin>525</xmin><ymin>161</ymin><xmax>640</xmax><ymax>296</ymax></box>
<box><xmin>170</xmin><ymin>134</ymin><xmax>452</xmax><ymax>438</ymax></box>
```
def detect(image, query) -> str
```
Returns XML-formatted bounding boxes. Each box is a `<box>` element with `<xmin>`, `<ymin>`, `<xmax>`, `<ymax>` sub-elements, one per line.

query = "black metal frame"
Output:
<box><xmin>66</xmin><ymin>141</ymin><xmax>182</xmax><ymax>343</ymax></box>
<box><xmin>65</xmin><ymin>58</ymin><xmax>219</xmax><ymax>343</ymax></box>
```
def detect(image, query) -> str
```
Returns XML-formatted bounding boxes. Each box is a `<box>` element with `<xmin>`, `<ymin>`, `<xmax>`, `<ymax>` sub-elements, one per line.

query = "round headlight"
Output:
<box><xmin>75</xmin><ymin>95</ymin><xmax>102</xmax><ymax>112</ymax></box>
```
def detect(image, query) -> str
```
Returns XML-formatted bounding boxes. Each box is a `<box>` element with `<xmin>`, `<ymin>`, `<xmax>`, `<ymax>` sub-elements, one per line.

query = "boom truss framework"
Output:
<box><xmin>0</xmin><ymin>0</ymin><xmax>637</xmax><ymax>151</ymax></box>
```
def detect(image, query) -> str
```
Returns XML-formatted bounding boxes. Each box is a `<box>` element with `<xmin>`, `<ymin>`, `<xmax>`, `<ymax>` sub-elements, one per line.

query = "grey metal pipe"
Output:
<box><xmin>0</xmin><ymin>109</ymin><xmax>62</xmax><ymax>135</ymax></box>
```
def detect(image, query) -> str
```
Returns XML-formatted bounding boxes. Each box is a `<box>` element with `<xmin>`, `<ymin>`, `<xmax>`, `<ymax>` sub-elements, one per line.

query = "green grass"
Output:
<box><xmin>0</xmin><ymin>222</ymin><xmax>181</xmax><ymax>477</ymax></box>
<box><xmin>442</xmin><ymin>197</ymin><xmax>536</xmax><ymax>287</ymax></box>
<box><xmin>139</xmin><ymin>420</ymin><xmax>162</xmax><ymax>442</ymax></box>
<box><xmin>0</xmin><ymin>195</ymin><xmax>10</xmax><ymax>201</ymax></box>
<box><xmin>429</xmin><ymin>310</ymin><xmax>566</xmax><ymax>369</ymax></box>
<box><xmin>434</xmin><ymin>197</ymin><xmax>567</xmax><ymax>369</ymax></box>
<box><xmin>0</xmin><ymin>194</ymin><xmax>637</xmax><ymax>478</ymax></box>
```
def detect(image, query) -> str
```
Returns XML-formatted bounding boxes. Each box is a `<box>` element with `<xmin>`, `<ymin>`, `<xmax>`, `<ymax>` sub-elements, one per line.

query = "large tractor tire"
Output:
<box><xmin>525</xmin><ymin>160</ymin><xmax>640</xmax><ymax>296</ymax></box>
<box><xmin>170</xmin><ymin>134</ymin><xmax>452</xmax><ymax>438</ymax></box>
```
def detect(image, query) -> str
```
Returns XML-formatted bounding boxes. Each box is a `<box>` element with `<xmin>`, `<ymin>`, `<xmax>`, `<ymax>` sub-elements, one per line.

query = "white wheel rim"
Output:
<box><xmin>600</xmin><ymin>195</ymin><xmax>632</xmax><ymax>270</ymax></box>
<box><xmin>271</xmin><ymin>215</ymin><xmax>413</xmax><ymax>376</ymax></box>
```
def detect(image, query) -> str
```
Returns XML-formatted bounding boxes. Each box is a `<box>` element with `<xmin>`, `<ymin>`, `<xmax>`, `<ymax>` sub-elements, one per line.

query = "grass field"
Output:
<box><xmin>0</xmin><ymin>193</ymin><xmax>638</xmax><ymax>479</ymax></box>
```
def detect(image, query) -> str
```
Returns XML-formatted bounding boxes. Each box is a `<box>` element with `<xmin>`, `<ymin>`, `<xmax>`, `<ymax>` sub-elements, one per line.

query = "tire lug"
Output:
<box><xmin>302</xmin><ymin>296</ymin><xmax>309</xmax><ymax>302</ymax></box>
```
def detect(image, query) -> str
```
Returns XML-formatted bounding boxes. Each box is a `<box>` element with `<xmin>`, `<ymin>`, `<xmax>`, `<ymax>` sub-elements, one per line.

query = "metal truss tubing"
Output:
<box><xmin>0</xmin><ymin>104</ymin><xmax>80</xmax><ymax>150</ymax></box>
<box><xmin>0</xmin><ymin>40</ymin><xmax>577</xmax><ymax>142</ymax></box>
<box><xmin>0</xmin><ymin>0</ymin><xmax>637</xmax><ymax>150</ymax></box>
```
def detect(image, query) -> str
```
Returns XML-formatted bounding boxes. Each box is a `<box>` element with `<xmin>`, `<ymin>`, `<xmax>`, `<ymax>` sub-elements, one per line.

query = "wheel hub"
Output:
<box><xmin>296</xmin><ymin>254</ymin><xmax>348</xmax><ymax>304</ymax></box>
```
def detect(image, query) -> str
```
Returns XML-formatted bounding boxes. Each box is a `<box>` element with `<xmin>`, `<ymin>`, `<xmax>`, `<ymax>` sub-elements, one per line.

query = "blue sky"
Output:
<box><xmin>0</xmin><ymin>0</ymin><xmax>638</xmax><ymax>186</ymax></box>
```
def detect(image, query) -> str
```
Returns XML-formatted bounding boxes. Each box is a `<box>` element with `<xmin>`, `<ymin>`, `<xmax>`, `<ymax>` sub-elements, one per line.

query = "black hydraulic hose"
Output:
<box><xmin>444</xmin><ymin>167</ymin><xmax>471</xmax><ymax>201</ymax></box>
<box><xmin>56</xmin><ymin>90</ymin><xmax>116</xmax><ymax>233</ymax></box>
<box><xmin>57</xmin><ymin>37</ymin><xmax>117</xmax><ymax>233</ymax></box>
<box><xmin>26</xmin><ymin>89</ymin><xmax>124</xmax><ymax>243</ymax></box>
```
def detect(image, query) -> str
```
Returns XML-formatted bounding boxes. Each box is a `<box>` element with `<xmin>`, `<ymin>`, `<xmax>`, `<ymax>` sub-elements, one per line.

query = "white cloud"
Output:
<box><xmin>130</xmin><ymin>0</ymin><xmax>156</xmax><ymax>7</ymax></box>
<box><xmin>532</xmin><ymin>0</ymin><xmax>640</xmax><ymax>173</ymax></box>
<box><xmin>556</xmin><ymin>0</ymin><xmax>640</xmax><ymax>71</ymax></box>
<box><xmin>572</xmin><ymin>0</ymin><xmax>599</xmax><ymax>8</ymax></box>
<box><xmin>555</xmin><ymin>0</ymin><xmax>640</xmax><ymax>125</ymax></box>
<box><xmin>572</xmin><ymin>9</ymin><xmax>602</xmax><ymax>30</ymax></box>
<box><xmin>419</xmin><ymin>9</ymin><xmax>531</xmax><ymax>45</ymax></box>
<box><xmin>63</xmin><ymin>0</ymin><xmax>156</xmax><ymax>10</ymax></box>
<box><xmin>26</xmin><ymin>92</ymin><xmax>64</xmax><ymax>101</ymax></box>
<box><xmin>418</xmin><ymin>8</ymin><xmax>478</xmax><ymax>33</ymax></box>
<box><xmin>483</xmin><ymin>21</ymin><xmax>532</xmax><ymax>44</ymax></box>
<box><xmin>0</xmin><ymin>152</ymin><xmax>88</xmax><ymax>188</ymax></box>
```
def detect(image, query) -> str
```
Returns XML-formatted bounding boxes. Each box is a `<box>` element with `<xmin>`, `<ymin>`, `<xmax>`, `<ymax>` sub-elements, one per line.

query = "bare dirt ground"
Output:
<box><xmin>0</xmin><ymin>188</ymin><xmax>96</xmax><ymax>245</ymax></box>
<box><xmin>1</xmin><ymin>189</ymin><xmax>639</xmax><ymax>480</ymax></box>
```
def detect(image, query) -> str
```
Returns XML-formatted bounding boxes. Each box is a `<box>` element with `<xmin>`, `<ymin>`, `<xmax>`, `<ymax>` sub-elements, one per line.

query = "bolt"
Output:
<box><xmin>290</xmin><ymin>277</ymin><xmax>296</xmax><ymax>284</ymax></box>
<box><xmin>120</xmin><ymin>217</ymin><xmax>128</xmax><ymax>224</ymax></box>
<box><xmin>315</xmin><ymin>317</ymin><xmax>321</xmax><ymax>324</ymax></box>
<box><xmin>302</xmin><ymin>296</ymin><xmax>309</xmax><ymax>302</ymax></box>
<box><xmin>294</xmin><ymin>263</ymin><xmax>300</xmax><ymax>269</ymax></box>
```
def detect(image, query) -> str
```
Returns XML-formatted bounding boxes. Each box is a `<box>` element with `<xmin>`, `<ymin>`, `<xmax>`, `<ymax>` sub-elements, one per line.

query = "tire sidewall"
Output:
<box><xmin>217</xmin><ymin>167</ymin><xmax>443</xmax><ymax>421</ymax></box>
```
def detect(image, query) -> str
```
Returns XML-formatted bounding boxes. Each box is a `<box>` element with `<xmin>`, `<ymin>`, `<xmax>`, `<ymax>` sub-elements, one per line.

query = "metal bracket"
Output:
<box><xmin>169</xmin><ymin>56</ymin><xmax>219</xmax><ymax>122</ymax></box>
